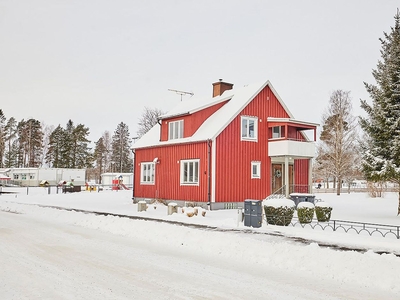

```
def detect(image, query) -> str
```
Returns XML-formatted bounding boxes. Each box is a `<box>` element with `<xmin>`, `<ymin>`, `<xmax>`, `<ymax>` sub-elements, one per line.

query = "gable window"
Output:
<box><xmin>181</xmin><ymin>159</ymin><xmax>199</xmax><ymax>185</ymax></box>
<box><xmin>241</xmin><ymin>116</ymin><xmax>258</xmax><ymax>141</ymax></box>
<box><xmin>141</xmin><ymin>162</ymin><xmax>155</xmax><ymax>184</ymax></box>
<box><xmin>251</xmin><ymin>161</ymin><xmax>261</xmax><ymax>179</ymax></box>
<box><xmin>169</xmin><ymin>120</ymin><xmax>184</xmax><ymax>140</ymax></box>
<box><xmin>272</xmin><ymin>126</ymin><xmax>281</xmax><ymax>139</ymax></box>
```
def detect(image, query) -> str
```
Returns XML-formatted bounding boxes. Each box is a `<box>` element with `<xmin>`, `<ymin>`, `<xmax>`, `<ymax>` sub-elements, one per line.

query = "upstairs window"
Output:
<box><xmin>241</xmin><ymin>116</ymin><xmax>258</xmax><ymax>141</ymax></box>
<box><xmin>169</xmin><ymin>120</ymin><xmax>184</xmax><ymax>140</ymax></box>
<box><xmin>181</xmin><ymin>159</ymin><xmax>199</xmax><ymax>185</ymax></box>
<box><xmin>141</xmin><ymin>162</ymin><xmax>155</xmax><ymax>184</ymax></box>
<box><xmin>251</xmin><ymin>161</ymin><xmax>261</xmax><ymax>179</ymax></box>
<box><xmin>272</xmin><ymin>126</ymin><xmax>282</xmax><ymax>139</ymax></box>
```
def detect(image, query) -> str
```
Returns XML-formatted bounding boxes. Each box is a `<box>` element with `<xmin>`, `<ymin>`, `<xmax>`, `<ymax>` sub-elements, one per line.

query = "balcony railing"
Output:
<box><xmin>268</xmin><ymin>139</ymin><xmax>315</xmax><ymax>158</ymax></box>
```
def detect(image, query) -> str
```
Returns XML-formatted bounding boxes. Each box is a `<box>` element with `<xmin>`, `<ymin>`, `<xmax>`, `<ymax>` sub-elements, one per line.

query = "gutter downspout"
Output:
<box><xmin>131</xmin><ymin>149</ymin><xmax>136</xmax><ymax>202</ymax></box>
<box><xmin>207</xmin><ymin>139</ymin><xmax>212</xmax><ymax>210</ymax></box>
<box><xmin>157</xmin><ymin>119</ymin><xmax>162</xmax><ymax>142</ymax></box>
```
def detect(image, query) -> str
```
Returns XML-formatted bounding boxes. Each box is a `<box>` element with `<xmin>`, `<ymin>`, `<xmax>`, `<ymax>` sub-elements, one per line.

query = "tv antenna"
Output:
<box><xmin>168</xmin><ymin>89</ymin><xmax>194</xmax><ymax>101</ymax></box>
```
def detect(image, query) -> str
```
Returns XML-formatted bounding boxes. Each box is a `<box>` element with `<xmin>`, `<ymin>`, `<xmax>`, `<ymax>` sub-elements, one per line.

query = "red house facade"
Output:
<box><xmin>132</xmin><ymin>80</ymin><xmax>317</xmax><ymax>209</ymax></box>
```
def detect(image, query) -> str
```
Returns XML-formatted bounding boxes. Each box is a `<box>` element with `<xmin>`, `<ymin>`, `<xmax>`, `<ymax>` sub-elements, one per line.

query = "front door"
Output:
<box><xmin>271</xmin><ymin>163</ymin><xmax>294</xmax><ymax>194</ymax></box>
<box><xmin>272</xmin><ymin>164</ymin><xmax>283</xmax><ymax>193</ymax></box>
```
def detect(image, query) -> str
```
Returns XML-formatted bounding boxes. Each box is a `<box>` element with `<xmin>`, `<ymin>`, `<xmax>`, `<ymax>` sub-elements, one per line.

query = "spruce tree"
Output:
<box><xmin>4</xmin><ymin>117</ymin><xmax>18</xmax><ymax>168</ymax></box>
<box><xmin>360</xmin><ymin>10</ymin><xmax>400</xmax><ymax>215</ymax></box>
<box><xmin>0</xmin><ymin>109</ymin><xmax>6</xmax><ymax>167</ymax></box>
<box><xmin>46</xmin><ymin>125</ymin><xmax>66</xmax><ymax>168</ymax></box>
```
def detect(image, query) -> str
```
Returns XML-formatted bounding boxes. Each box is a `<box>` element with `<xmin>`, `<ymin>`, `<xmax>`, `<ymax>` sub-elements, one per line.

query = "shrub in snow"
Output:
<box><xmin>263</xmin><ymin>199</ymin><xmax>295</xmax><ymax>226</ymax></box>
<box><xmin>315</xmin><ymin>202</ymin><xmax>332</xmax><ymax>222</ymax></box>
<box><xmin>297</xmin><ymin>202</ymin><xmax>314</xmax><ymax>224</ymax></box>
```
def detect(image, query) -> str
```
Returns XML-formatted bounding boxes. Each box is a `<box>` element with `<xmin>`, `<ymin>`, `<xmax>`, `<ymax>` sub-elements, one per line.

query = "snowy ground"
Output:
<box><xmin>1</xmin><ymin>187</ymin><xmax>400</xmax><ymax>299</ymax></box>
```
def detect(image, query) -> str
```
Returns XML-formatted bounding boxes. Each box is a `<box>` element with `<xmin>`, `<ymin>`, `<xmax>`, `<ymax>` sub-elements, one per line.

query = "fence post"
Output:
<box><xmin>333</xmin><ymin>220</ymin><xmax>336</xmax><ymax>231</ymax></box>
<box><xmin>397</xmin><ymin>226</ymin><xmax>399</xmax><ymax>239</ymax></box>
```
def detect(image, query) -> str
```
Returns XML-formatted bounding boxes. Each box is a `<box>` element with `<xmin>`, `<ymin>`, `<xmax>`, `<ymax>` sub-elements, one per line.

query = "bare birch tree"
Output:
<box><xmin>137</xmin><ymin>107</ymin><xmax>164</xmax><ymax>138</ymax></box>
<box><xmin>317</xmin><ymin>90</ymin><xmax>359</xmax><ymax>195</ymax></box>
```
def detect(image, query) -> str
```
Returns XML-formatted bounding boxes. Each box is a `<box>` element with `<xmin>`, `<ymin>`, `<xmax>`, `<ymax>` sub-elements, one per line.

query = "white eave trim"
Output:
<box><xmin>267</xmin><ymin>117</ymin><xmax>319</xmax><ymax>127</ymax></box>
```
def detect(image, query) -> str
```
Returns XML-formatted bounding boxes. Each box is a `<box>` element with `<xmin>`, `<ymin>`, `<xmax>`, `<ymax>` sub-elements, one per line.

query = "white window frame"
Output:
<box><xmin>251</xmin><ymin>161</ymin><xmax>261</xmax><ymax>179</ymax></box>
<box><xmin>180</xmin><ymin>159</ymin><xmax>199</xmax><ymax>185</ymax></box>
<box><xmin>21</xmin><ymin>174</ymin><xmax>27</xmax><ymax>180</ymax></box>
<box><xmin>140</xmin><ymin>162</ymin><xmax>155</xmax><ymax>185</ymax></box>
<box><xmin>241</xmin><ymin>116</ymin><xmax>258</xmax><ymax>141</ymax></box>
<box><xmin>169</xmin><ymin>120</ymin><xmax>184</xmax><ymax>140</ymax></box>
<box><xmin>272</xmin><ymin>126</ymin><xmax>281</xmax><ymax>139</ymax></box>
<box><xmin>13</xmin><ymin>174</ymin><xmax>19</xmax><ymax>180</ymax></box>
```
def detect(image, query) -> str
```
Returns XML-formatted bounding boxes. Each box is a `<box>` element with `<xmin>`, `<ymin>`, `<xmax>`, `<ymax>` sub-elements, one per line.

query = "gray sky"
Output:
<box><xmin>0</xmin><ymin>0</ymin><xmax>398</xmax><ymax>143</ymax></box>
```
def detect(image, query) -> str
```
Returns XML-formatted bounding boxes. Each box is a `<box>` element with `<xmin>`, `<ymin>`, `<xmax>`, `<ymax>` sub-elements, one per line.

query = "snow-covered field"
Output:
<box><xmin>1</xmin><ymin>187</ymin><xmax>400</xmax><ymax>299</ymax></box>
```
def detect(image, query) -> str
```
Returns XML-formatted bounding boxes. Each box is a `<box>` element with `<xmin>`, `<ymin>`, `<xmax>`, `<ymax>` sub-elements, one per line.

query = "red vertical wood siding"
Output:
<box><xmin>160</xmin><ymin>101</ymin><xmax>229</xmax><ymax>141</ymax></box>
<box><xmin>294</xmin><ymin>159</ymin><xmax>309</xmax><ymax>192</ymax></box>
<box><xmin>134</xmin><ymin>142</ymin><xmax>209</xmax><ymax>202</ymax></box>
<box><xmin>215</xmin><ymin>86</ymin><xmax>290</xmax><ymax>202</ymax></box>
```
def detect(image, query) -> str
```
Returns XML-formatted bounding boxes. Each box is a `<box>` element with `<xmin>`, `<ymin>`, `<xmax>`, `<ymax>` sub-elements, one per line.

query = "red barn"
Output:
<box><xmin>132</xmin><ymin>79</ymin><xmax>317</xmax><ymax>209</ymax></box>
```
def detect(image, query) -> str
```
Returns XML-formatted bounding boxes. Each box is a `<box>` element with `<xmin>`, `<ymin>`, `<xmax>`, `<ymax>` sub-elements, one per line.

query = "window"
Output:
<box><xmin>181</xmin><ymin>159</ymin><xmax>199</xmax><ymax>185</ymax></box>
<box><xmin>241</xmin><ymin>116</ymin><xmax>258</xmax><ymax>141</ymax></box>
<box><xmin>13</xmin><ymin>174</ymin><xmax>19</xmax><ymax>180</ymax></box>
<box><xmin>141</xmin><ymin>162</ymin><xmax>155</xmax><ymax>184</ymax></box>
<box><xmin>30</xmin><ymin>174</ymin><xmax>35</xmax><ymax>180</ymax></box>
<box><xmin>169</xmin><ymin>120</ymin><xmax>184</xmax><ymax>140</ymax></box>
<box><xmin>251</xmin><ymin>161</ymin><xmax>261</xmax><ymax>179</ymax></box>
<box><xmin>272</xmin><ymin>126</ymin><xmax>281</xmax><ymax>139</ymax></box>
<box><xmin>21</xmin><ymin>174</ymin><xmax>27</xmax><ymax>180</ymax></box>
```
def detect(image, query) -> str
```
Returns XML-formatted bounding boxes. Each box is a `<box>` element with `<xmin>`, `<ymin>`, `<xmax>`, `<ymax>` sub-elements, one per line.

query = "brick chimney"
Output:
<box><xmin>212</xmin><ymin>79</ymin><xmax>233</xmax><ymax>97</ymax></box>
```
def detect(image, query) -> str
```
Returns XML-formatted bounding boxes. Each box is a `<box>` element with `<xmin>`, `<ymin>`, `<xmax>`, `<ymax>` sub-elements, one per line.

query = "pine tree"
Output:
<box><xmin>17</xmin><ymin>119</ymin><xmax>43</xmax><ymax>167</ymax></box>
<box><xmin>93</xmin><ymin>137</ymin><xmax>107</xmax><ymax>183</ymax></box>
<box><xmin>111</xmin><ymin>122</ymin><xmax>132</xmax><ymax>173</ymax></box>
<box><xmin>360</xmin><ymin>10</ymin><xmax>400</xmax><ymax>215</ymax></box>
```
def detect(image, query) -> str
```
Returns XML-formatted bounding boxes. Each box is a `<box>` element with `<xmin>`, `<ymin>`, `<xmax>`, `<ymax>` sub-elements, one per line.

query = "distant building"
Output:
<box><xmin>1</xmin><ymin>168</ymin><xmax>86</xmax><ymax>187</ymax></box>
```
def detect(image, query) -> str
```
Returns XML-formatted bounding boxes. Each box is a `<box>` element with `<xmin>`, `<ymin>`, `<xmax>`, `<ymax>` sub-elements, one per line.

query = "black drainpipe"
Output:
<box><xmin>131</xmin><ymin>149</ymin><xmax>136</xmax><ymax>202</ymax></box>
<box><xmin>207</xmin><ymin>139</ymin><xmax>212</xmax><ymax>210</ymax></box>
<box><xmin>157</xmin><ymin>119</ymin><xmax>162</xmax><ymax>141</ymax></box>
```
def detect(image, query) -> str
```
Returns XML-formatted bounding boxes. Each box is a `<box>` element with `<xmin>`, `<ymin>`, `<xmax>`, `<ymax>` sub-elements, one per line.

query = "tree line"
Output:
<box><xmin>0</xmin><ymin>116</ymin><xmax>136</xmax><ymax>183</ymax></box>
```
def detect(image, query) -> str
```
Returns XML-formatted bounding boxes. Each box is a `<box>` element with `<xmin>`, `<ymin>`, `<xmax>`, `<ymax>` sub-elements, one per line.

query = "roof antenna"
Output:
<box><xmin>168</xmin><ymin>89</ymin><xmax>194</xmax><ymax>101</ymax></box>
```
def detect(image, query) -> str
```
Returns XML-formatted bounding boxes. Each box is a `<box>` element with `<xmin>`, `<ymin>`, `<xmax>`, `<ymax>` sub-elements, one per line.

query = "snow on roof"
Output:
<box><xmin>132</xmin><ymin>80</ymin><xmax>294</xmax><ymax>149</ymax></box>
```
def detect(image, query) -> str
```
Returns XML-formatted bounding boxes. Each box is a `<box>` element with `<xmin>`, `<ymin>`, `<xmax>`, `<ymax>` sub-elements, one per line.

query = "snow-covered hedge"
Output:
<box><xmin>263</xmin><ymin>199</ymin><xmax>295</xmax><ymax>226</ymax></box>
<box><xmin>315</xmin><ymin>201</ymin><xmax>332</xmax><ymax>222</ymax></box>
<box><xmin>297</xmin><ymin>202</ymin><xmax>314</xmax><ymax>224</ymax></box>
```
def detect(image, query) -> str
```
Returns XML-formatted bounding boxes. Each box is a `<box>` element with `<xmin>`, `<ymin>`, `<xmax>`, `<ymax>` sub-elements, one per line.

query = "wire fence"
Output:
<box><xmin>264</xmin><ymin>214</ymin><xmax>400</xmax><ymax>239</ymax></box>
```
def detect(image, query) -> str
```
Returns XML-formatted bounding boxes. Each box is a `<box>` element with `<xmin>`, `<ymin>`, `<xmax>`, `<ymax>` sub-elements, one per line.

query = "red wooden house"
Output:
<box><xmin>132</xmin><ymin>79</ymin><xmax>318</xmax><ymax>209</ymax></box>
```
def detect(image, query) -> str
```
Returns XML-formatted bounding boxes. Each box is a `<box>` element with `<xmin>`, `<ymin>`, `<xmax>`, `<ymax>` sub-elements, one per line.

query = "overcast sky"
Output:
<box><xmin>0</xmin><ymin>0</ymin><xmax>398</xmax><ymax>143</ymax></box>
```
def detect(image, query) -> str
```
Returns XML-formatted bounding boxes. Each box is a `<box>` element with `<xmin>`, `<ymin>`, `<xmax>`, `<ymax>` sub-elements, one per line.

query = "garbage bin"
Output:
<box><xmin>289</xmin><ymin>193</ymin><xmax>315</xmax><ymax>207</ymax></box>
<box><xmin>244</xmin><ymin>199</ymin><xmax>262</xmax><ymax>228</ymax></box>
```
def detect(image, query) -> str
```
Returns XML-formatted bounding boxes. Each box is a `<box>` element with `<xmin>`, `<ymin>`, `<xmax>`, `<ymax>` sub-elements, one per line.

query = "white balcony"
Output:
<box><xmin>268</xmin><ymin>139</ymin><xmax>316</xmax><ymax>158</ymax></box>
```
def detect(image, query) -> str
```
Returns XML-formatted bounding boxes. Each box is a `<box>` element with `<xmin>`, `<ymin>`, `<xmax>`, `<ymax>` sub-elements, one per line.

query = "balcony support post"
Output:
<box><xmin>284</xmin><ymin>156</ymin><xmax>289</xmax><ymax>198</ymax></box>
